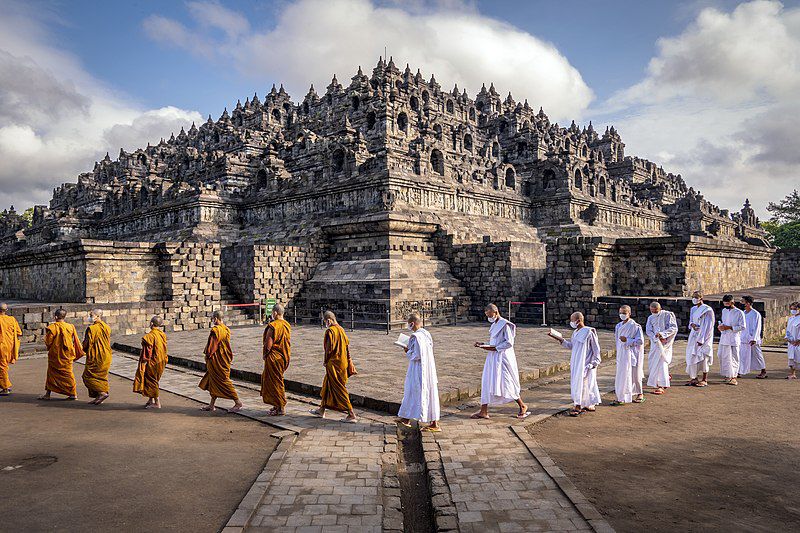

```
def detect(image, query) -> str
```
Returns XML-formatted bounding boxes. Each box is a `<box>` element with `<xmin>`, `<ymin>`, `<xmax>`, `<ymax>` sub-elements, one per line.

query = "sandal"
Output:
<box><xmin>397</xmin><ymin>419</ymin><xmax>412</xmax><ymax>428</ymax></box>
<box><xmin>756</xmin><ymin>374</ymin><xmax>768</xmax><ymax>379</ymax></box>
<box><xmin>582</xmin><ymin>407</ymin><xmax>596</xmax><ymax>412</ymax></box>
<box><xmin>651</xmin><ymin>389</ymin><xmax>664</xmax><ymax>395</ymax></box>
<box><xmin>516</xmin><ymin>411</ymin><xmax>531</xmax><ymax>419</ymax></box>
<box><xmin>470</xmin><ymin>412</ymin><xmax>490</xmax><ymax>419</ymax></box>
<box><xmin>421</xmin><ymin>426</ymin><xmax>442</xmax><ymax>432</ymax></box>
<box><xmin>609</xmin><ymin>401</ymin><xmax>625</xmax><ymax>406</ymax></box>
<box><xmin>568</xmin><ymin>408</ymin><xmax>582</xmax><ymax>417</ymax></box>
<box><xmin>787</xmin><ymin>375</ymin><xmax>797</xmax><ymax>380</ymax></box>
<box><xmin>685</xmin><ymin>380</ymin><xmax>698</xmax><ymax>386</ymax></box>
<box><xmin>633</xmin><ymin>396</ymin><xmax>645</xmax><ymax>403</ymax></box>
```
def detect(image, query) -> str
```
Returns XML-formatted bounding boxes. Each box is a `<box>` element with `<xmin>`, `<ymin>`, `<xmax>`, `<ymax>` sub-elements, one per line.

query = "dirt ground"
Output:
<box><xmin>528</xmin><ymin>350</ymin><xmax>800</xmax><ymax>533</ymax></box>
<box><xmin>0</xmin><ymin>357</ymin><xmax>276</xmax><ymax>532</ymax></box>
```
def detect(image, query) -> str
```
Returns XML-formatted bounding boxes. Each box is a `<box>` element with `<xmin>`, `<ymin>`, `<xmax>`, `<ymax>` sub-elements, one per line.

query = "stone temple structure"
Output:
<box><xmin>1</xmin><ymin>58</ymin><xmax>798</xmax><ymax>341</ymax></box>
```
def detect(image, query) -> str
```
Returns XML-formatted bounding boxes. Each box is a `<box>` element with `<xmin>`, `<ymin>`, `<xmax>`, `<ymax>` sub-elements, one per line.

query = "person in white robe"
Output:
<box><xmin>612</xmin><ymin>305</ymin><xmax>645</xmax><ymax>404</ymax></box>
<box><xmin>398</xmin><ymin>313</ymin><xmax>440</xmax><ymax>431</ymax></box>
<box><xmin>786</xmin><ymin>302</ymin><xmax>800</xmax><ymax>379</ymax></box>
<box><xmin>472</xmin><ymin>303</ymin><xmax>528</xmax><ymax>419</ymax></box>
<box><xmin>739</xmin><ymin>295</ymin><xmax>766</xmax><ymax>379</ymax></box>
<box><xmin>686</xmin><ymin>291</ymin><xmax>715</xmax><ymax>387</ymax></box>
<box><xmin>646</xmin><ymin>301</ymin><xmax>677</xmax><ymax>394</ymax></box>
<box><xmin>549</xmin><ymin>311</ymin><xmax>601</xmax><ymax>416</ymax></box>
<box><xmin>718</xmin><ymin>294</ymin><xmax>746</xmax><ymax>385</ymax></box>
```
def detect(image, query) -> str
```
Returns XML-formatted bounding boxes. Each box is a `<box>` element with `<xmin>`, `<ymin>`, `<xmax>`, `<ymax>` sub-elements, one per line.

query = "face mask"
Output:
<box><xmin>407</xmin><ymin>324</ymin><xmax>414</xmax><ymax>331</ymax></box>
<box><xmin>569</xmin><ymin>321</ymin><xmax>578</xmax><ymax>329</ymax></box>
<box><xmin>692</xmin><ymin>298</ymin><xmax>700</xmax><ymax>305</ymax></box>
<box><xmin>792</xmin><ymin>310</ymin><xmax>799</xmax><ymax>316</ymax></box>
<box><xmin>487</xmin><ymin>316</ymin><xmax>495</xmax><ymax>323</ymax></box>
<box><xmin>619</xmin><ymin>314</ymin><xmax>628</xmax><ymax>321</ymax></box>
<box><xmin>724</xmin><ymin>304</ymin><xmax>732</xmax><ymax>309</ymax></box>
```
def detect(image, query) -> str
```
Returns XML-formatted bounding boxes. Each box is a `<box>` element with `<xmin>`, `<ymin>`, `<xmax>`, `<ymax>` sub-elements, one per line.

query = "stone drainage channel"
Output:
<box><xmin>396</xmin><ymin>422</ymin><xmax>436</xmax><ymax>533</ymax></box>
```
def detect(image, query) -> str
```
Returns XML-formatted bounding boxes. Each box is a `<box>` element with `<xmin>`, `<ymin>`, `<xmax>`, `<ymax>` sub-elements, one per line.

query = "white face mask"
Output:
<box><xmin>407</xmin><ymin>324</ymin><xmax>414</xmax><ymax>331</ymax></box>
<box><xmin>487</xmin><ymin>316</ymin><xmax>495</xmax><ymax>323</ymax></box>
<box><xmin>569</xmin><ymin>321</ymin><xmax>578</xmax><ymax>329</ymax></box>
<box><xmin>791</xmin><ymin>310</ymin><xmax>799</xmax><ymax>316</ymax></box>
<box><xmin>692</xmin><ymin>298</ymin><xmax>700</xmax><ymax>305</ymax></box>
<box><xmin>619</xmin><ymin>314</ymin><xmax>628</xmax><ymax>321</ymax></box>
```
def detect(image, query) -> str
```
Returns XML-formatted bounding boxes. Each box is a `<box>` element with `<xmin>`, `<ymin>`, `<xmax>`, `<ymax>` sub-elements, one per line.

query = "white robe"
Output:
<box><xmin>398</xmin><ymin>328</ymin><xmax>440</xmax><ymax>423</ymax></box>
<box><xmin>787</xmin><ymin>315</ymin><xmax>800</xmax><ymax>367</ymax></box>
<box><xmin>646</xmin><ymin>310</ymin><xmax>677</xmax><ymax>388</ymax></box>
<box><xmin>686</xmin><ymin>304</ymin><xmax>715</xmax><ymax>379</ymax></box>
<box><xmin>718</xmin><ymin>306</ymin><xmax>746</xmax><ymax>378</ymax></box>
<box><xmin>740</xmin><ymin>309</ymin><xmax>764</xmax><ymax>375</ymax></box>
<box><xmin>563</xmin><ymin>326</ymin><xmax>602</xmax><ymax>407</ymax></box>
<box><xmin>480</xmin><ymin>317</ymin><xmax>521</xmax><ymax>406</ymax></box>
<box><xmin>614</xmin><ymin>319</ymin><xmax>644</xmax><ymax>403</ymax></box>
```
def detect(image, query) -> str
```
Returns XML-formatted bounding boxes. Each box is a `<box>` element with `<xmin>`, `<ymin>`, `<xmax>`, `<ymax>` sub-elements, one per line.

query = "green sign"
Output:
<box><xmin>264</xmin><ymin>298</ymin><xmax>277</xmax><ymax>315</ymax></box>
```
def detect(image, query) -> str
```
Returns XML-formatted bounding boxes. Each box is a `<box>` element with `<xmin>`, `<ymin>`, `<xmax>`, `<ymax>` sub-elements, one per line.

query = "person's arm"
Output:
<box><xmin>72</xmin><ymin>328</ymin><xmax>85</xmax><ymax>360</ymax></box>
<box><xmin>586</xmin><ymin>330</ymin><xmax>601</xmax><ymax>369</ymax></box>
<box><xmin>753</xmin><ymin>312</ymin><xmax>762</xmax><ymax>345</ymax></box>
<box><xmin>494</xmin><ymin>324</ymin><xmax>513</xmax><ymax>351</ymax></box>
<box><xmin>140</xmin><ymin>339</ymin><xmax>153</xmax><ymax>362</ymax></box>
<box><xmin>645</xmin><ymin>317</ymin><xmax>656</xmax><ymax>341</ymax></box>
<box><xmin>626</xmin><ymin>325</ymin><xmax>643</xmax><ymax>347</ymax></box>
<box><xmin>83</xmin><ymin>327</ymin><xmax>91</xmax><ymax>354</ymax></box>
<box><xmin>44</xmin><ymin>326</ymin><xmax>54</xmax><ymax>350</ymax></box>
<box><xmin>732</xmin><ymin>311</ymin><xmax>745</xmax><ymax>333</ymax></box>
<box><xmin>406</xmin><ymin>335</ymin><xmax>421</xmax><ymax>361</ymax></box>
<box><xmin>698</xmin><ymin>311</ymin><xmax>714</xmax><ymax>344</ymax></box>
<box><xmin>664</xmin><ymin>312</ymin><xmax>678</xmax><ymax>339</ymax></box>
<box><xmin>323</xmin><ymin>329</ymin><xmax>332</xmax><ymax>365</ymax></box>
<box><xmin>263</xmin><ymin>326</ymin><xmax>274</xmax><ymax>359</ymax></box>
<box><xmin>204</xmin><ymin>329</ymin><xmax>219</xmax><ymax>358</ymax></box>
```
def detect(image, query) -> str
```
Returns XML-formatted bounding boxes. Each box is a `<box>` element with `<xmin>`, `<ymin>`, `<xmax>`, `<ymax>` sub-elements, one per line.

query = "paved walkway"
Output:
<box><xmin>99</xmin><ymin>339</ymin><xmax>688</xmax><ymax>532</ymax></box>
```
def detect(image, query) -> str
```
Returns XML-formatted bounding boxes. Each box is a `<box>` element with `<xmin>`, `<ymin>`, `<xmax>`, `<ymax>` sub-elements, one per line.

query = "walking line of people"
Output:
<box><xmin>1</xmin><ymin>297</ymin><xmax>798</xmax><ymax>430</ymax></box>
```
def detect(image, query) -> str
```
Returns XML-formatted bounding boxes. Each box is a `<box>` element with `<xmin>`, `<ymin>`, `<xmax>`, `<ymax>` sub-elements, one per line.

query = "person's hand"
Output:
<box><xmin>474</xmin><ymin>342</ymin><xmax>482</xmax><ymax>348</ymax></box>
<box><xmin>750</xmin><ymin>340</ymin><xmax>756</xmax><ymax>346</ymax></box>
<box><xmin>691</xmin><ymin>324</ymin><xmax>699</xmax><ymax>331</ymax></box>
<box><xmin>697</xmin><ymin>341</ymin><xmax>704</xmax><ymax>347</ymax></box>
<box><xmin>619</xmin><ymin>336</ymin><xmax>627</xmax><ymax>343</ymax></box>
<box><xmin>660</xmin><ymin>337</ymin><xmax>668</xmax><ymax>345</ymax></box>
<box><xmin>403</xmin><ymin>346</ymin><xmax>409</xmax><ymax>353</ymax></box>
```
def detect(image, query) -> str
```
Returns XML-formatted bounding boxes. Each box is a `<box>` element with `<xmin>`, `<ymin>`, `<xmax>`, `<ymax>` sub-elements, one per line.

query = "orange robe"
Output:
<box><xmin>82</xmin><ymin>320</ymin><xmax>112</xmax><ymax>397</ymax></box>
<box><xmin>133</xmin><ymin>328</ymin><xmax>168</xmax><ymax>398</ymax></box>
<box><xmin>198</xmin><ymin>324</ymin><xmax>238</xmax><ymax>400</ymax></box>
<box><xmin>0</xmin><ymin>314</ymin><xmax>22</xmax><ymax>390</ymax></box>
<box><xmin>320</xmin><ymin>324</ymin><xmax>353</xmax><ymax>412</ymax></box>
<box><xmin>44</xmin><ymin>321</ymin><xmax>84</xmax><ymax>396</ymax></box>
<box><xmin>261</xmin><ymin>318</ymin><xmax>291</xmax><ymax>409</ymax></box>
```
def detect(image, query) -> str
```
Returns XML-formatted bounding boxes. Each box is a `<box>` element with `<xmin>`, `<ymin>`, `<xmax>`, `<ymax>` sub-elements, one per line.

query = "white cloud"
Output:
<box><xmin>598</xmin><ymin>0</ymin><xmax>800</xmax><ymax>218</ymax></box>
<box><xmin>0</xmin><ymin>0</ymin><xmax>201</xmax><ymax>211</ymax></box>
<box><xmin>143</xmin><ymin>0</ymin><xmax>593</xmax><ymax>121</ymax></box>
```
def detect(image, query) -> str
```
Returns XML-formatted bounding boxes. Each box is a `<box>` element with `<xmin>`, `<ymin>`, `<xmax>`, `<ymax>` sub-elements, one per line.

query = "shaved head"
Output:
<box><xmin>649</xmin><ymin>301</ymin><xmax>661</xmax><ymax>311</ymax></box>
<box><xmin>692</xmin><ymin>291</ymin><xmax>703</xmax><ymax>299</ymax></box>
<box><xmin>54</xmin><ymin>308</ymin><xmax>67</xmax><ymax>320</ymax></box>
<box><xmin>323</xmin><ymin>310</ymin><xmax>337</xmax><ymax>322</ymax></box>
<box><xmin>273</xmin><ymin>303</ymin><xmax>285</xmax><ymax>317</ymax></box>
<box><xmin>0</xmin><ymin>303</ymin><xmax>8</xmax><ymax>314</ymax></box>
<box><xmin>570</xmin><ymin>311</ymin><xmax>584</xmax><ymax>323</ymax></box>
<box><xmin>150</xmin><ymin>315</ymin><xmax>164</xmax><ymax>328</ymax></box>
<box><xmin>619</xmin><ymin>305</ymin><xmax>631</xmax><ymax>314</ymax></box>
<box><xmin>90</xmin><ymin>309</ymin><xmax>103</xmax><ymax>319</ymax></box>
<box><xmin>485</xmin><ymin>303</ymin><xmax>499</xmax><ymax>313</ymax></box>
<box><xmin>212</xmin><ymin>310</ymin><xmax>223</xmax><ymax>321</ymax></box>
<box><xmin>408</xmin><ymin>313</ymin><xmax>422</xmax><ymax>326</ymax></box>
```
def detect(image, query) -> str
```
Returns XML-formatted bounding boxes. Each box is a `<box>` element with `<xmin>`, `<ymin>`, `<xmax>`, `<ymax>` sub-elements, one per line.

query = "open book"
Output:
<box><xmin>548</xmin><ymin>328</ymin><xmax>564</xmax><ymax>341</ymax></box>
<box><xmin>394</xmin><ymin>333</ymin><xmax>410</xmax><ymax>349</ymax></box>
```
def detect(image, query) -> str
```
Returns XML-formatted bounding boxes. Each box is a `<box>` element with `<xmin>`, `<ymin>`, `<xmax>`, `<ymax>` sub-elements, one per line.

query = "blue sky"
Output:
<box><xmin>1</xmin><ymin>0</ymin><xmax>799</xmax><ymax>216</ymax></box>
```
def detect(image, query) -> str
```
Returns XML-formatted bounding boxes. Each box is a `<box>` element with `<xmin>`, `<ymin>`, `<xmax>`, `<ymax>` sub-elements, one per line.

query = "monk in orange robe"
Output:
<box><xmin>261</xmin><ymin>303</ymin><xmax>291</xmax><ymax>416</ymax></box>
<box><xmin>82</xmin><ymin>309</ymin><xmax>112</xmax><ymax>405</ymax></box>
<box><xmin>199</xmin><ymin>310</ymin><xmax>243</xmax><ymax>413</ymax></box>
<box><xmin>133</xmin><ymin>316</ymin><xmax>168</xmax><ymax>409</ymax></box>
<box><xmin>39</xmin><ymin>308</ymin><xmax>84</xmax><ymax>400</ymax></box>
<box><xmin>311</xmin><ymin>311</ymin><xmax>357</xmax><ymax>422</ymax></box>
<box><xmin>0</xmin><ymin>303</ymin><xmax>22</xmax><ymax>395</ymax></box>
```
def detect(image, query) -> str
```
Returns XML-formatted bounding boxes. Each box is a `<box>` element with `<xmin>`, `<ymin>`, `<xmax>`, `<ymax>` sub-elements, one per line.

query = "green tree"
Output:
<box><xmin>767</xmin><ymin>189</ymin><xmax>800</xmax><ymax>224</ymax></box>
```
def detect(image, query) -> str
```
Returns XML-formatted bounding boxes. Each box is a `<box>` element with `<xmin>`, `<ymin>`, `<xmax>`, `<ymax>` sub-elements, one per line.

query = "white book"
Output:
<box><xmin>548</xmin><ymin>328</ymin><xmax>564</xmax><ymax>341</ymax></box>
<box><xmin>394</xmin><ymin>333</ymin><xmax>410</xmax><ymax>349</ymax></box>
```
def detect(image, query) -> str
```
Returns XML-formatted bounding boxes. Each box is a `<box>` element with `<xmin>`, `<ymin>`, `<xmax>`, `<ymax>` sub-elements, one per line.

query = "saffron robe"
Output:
<box><xmin>563</xmin><ymin>326</ymin><xmax>602</xmax><ymax>407</ymax></box>
<box><xmin>686</xmin><ymin>304</ymin><xmax>715</xmax><ymax>378</ymax></box>
<box><xmin>198</xmin><ymin>324</ymin><xmax>238</xmax><ymax>400</ymax></box>
<box><xmin>398</xmin><ymin>328</ymin><xmax>440</xmax><ymax>423</ymax></box>
<box><xmin>320</xmin><ymin>324</ymin><xmax>353</xmax><ymax>412</ymax></box>
<box><xmin>261</xmin><ymin>318</ymin><xmax>291</xmax><ymax>409</ymax></box>
<box><xmin>646</xmin><ymin>310</ymin><xmax>677</xmax><ymax>388</ymax></box>
<box><xmin>787</xmin><ymin>315</ymin><xmax>800</xmax><ymax>367</ymax></box>
<box><xmin>44</xmin><ymin>321</ymin><xmax>84</xmax><ymax>396</ymax></box>
<box><xmin>740</xmin><ymin>309</ymin><xmax>764</xmax><ymax>374</ymax></box>
<box><xmin>718</xmin><ymin>306</ymin><xmax>746</xmax><ymax>378</ymax></box>
<box><xmin>0</xmin><ymin>314</ymin><xmax>22</xmax><ymax>390</ymax></box>
<box><xmin>614</xmin><ymin>319</ymin><xmax>644</xmax><ymax>403</ymax></box>
<box><xmin>133</xmin><ymin>328</ymin><xmax>168</xmax><ymax>398</ymax></box>
<box><xmin>480</xmin><ymin>317</ymin><xmax>521</xmax><ymax>406</ymax></box>
<box><xmin>82</xmin><ymin>320</ymin><xmax>112</xmax><ymax>397</ymax></box>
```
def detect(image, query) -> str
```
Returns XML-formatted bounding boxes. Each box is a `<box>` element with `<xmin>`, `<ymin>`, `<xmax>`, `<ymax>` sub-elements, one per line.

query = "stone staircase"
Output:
<box><xmin>509</xmin><ymin>278</ymin><xmax>548</xmax><ymax>325</ymax></box>
<box><xmin>220</xmin><ymin>283</ymin><xmax>262</xmax><ymax>328</ymax></box>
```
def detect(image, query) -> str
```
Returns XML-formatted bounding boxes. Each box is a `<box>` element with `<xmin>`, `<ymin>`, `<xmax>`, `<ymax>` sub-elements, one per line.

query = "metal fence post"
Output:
<box><xmin>350</xmin><ymin>307</ymin><xmax>355</xmax><ymax>331</ymax></box>
<box><xmin>541</xmin><ymin>301</ymin><xmax>547</xmax><ymax>326</ymax></box>
<box><xmin>386</xmin><ymin>306</ymin><xmax>391</xmax><ymax>335</ymax></box>
<box><xmin>293</xmin><ymin>302</ymin><xmax>297</xmax><ymax>327</ymax></box>
<box><xmin>452</xmin><ymin>299</ymin><xmax>457</xmax><ymax>326</ymax></box>
<box><xmin>508</xmin><ymin>301</ymin><xmax>512</xmax><ymax>319</ymax></box>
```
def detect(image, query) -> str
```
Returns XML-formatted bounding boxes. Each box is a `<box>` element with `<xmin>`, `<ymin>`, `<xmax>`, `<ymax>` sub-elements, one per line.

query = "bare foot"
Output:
<box><xmin>66</xmin><ymin>396</ymin><xmax>77</xmax><ymax>401</ymax></box>
<box><xmin>344</xmin><ymin>416</ymin><xmax>358</xmax><ymax>423</ymax></box>
<box><xmin>228</xmin><ymin>404</ymin><xmax>243</xmax><ymax>413</ymax></box>
<box><xmin>37</xmin><ymin>394</ymin><xmax>51</xmax><ymax>401</ymax></box>
<box><xmin>470</xmin><ymin>412</ymin><xmax>489</xmax><ymax>419</ymax></box>
<box><xmin>94</xmin><ymin>393</ymin><xmax>109</xmax><ymax>405</ymax></box>
<box><xmin>201</xmin><ymin>405</ymin><xmax>216</xmax><ymax>412</ymax></box>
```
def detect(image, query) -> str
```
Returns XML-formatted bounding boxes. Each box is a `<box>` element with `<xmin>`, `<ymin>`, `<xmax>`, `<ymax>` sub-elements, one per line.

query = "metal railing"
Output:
<box><xmin>508</xmin><ymin>300</ymin><xmax>547</xmax><ymax>326</ymax></box>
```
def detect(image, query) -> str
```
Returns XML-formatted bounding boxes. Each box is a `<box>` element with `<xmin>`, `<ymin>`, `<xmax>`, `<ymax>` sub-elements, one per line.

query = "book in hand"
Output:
<box><xmin>394</xmin><ymin>333</ymin><xmax>410</xmax><ymax>349</ymax></box>
<box><xmin>548</xmin><ymin>328</ymin><xmax>564</xmax><ymax>341</ymax></box>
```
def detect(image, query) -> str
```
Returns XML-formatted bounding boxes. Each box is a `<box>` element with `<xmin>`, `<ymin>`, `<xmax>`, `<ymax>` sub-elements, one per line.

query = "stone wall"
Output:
<box><xmin>0</xmin><ymin>242</ymin><xmax>88</xmax><ymax>302</ymax></box>
<box><xmin>84</xmin><ymin>241</ymin><xmax>163</xmax><ymax>303</ymax></box>
<box><xmin>683</xmin><ymin>239</ymin><xmax>773</xmax><ymax>295</ymax></box>
<box><xmin>442</xmin><ymin>239</ymin><xmax>546</xmax><ymax>317</ymax></box>
<box><xmin>158</xmin><ymin>241</ymin><xmax>221</xmax><ymax>331</ymax></box>
<box><xmin>221</xmin><ymin>242</ymin><xmax>324</xmax><ymax>306</ymax></box>
<box><xmin>772</xmin><ymin>248</ymin><xmax>800</xmax><ymax>286</ymax></box>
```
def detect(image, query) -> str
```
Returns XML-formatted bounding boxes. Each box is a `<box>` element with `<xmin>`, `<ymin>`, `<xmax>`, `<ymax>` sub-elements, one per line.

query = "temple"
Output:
<box><xmin>1</xmin><ymin>58</ymin><xmax>797</xmax><ymax>340</ymax></box>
